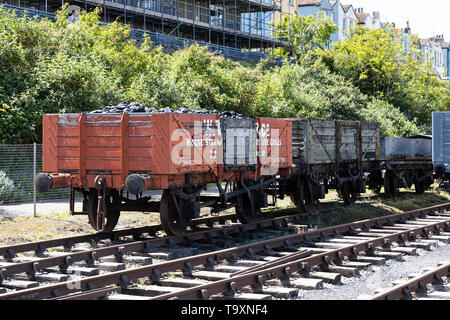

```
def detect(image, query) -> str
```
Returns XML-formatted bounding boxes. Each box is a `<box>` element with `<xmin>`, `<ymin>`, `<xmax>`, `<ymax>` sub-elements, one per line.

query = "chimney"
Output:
<box><xmin>356</xmin><ymin>8</ymin><xmax>363</xmax><ymax>14</ymax></box>
<box><xmin>372</xmin><ymin>11</ymin><xmax>380</xmax><ymax>20</ymax></box>
<box><xmin>405</xmin><ymin>21</ymin><xmax>410</xmax><ymax>33</ymax></box>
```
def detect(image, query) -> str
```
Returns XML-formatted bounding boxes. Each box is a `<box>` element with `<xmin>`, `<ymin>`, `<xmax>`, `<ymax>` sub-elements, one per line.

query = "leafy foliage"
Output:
<box><xmin>322</xmin><ymin>27</ymin><xmax>450</xmax><ymax>131</ymax></box>
<box><xmin>360</xmin><ymin>99</ymin><xmax>421</xmax><ymax>137</ymax></box>
<box><xmin>0</xmin><ymin>6</ymin><xmax>447</xmax><ymax>143</ymax></box>
<box><xmin>0</xmin><ymin>170</ymin><xmax>14</xmax><ymax>204</ymax></box>
<box><xmin>272</xmin><ymin>12</ymin><xmax>338</xmax><ymax>59</ymax></box>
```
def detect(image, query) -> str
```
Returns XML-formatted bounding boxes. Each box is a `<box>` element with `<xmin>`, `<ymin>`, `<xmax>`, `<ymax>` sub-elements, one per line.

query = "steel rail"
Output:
<box><xmin>0</xmin><ymin>213</ymin><xmax>238</xmax><ymax>259</ymax></box>
<box><xmin>146</xmin><ymin>220</ymin><xmax>450</xmax><ymax>300</ymax></box>
<box><xmin>49</xmin><ymin>287</ymin><xmax>122</xmax><ymax>301</ymax></box>
<box><xmin>370</xmin><ymin>263</ymin><xmax>450</xmax><ymax>300</ymax></box>
<box><xmin>1</xmin><ymin>203</ymin><xmax>449</xmax><ymax>300</ymax></box>
<box><xmin>0</xmin><ymin>213</ymin><xmax>301</xmax><ymax>283</ymax></box>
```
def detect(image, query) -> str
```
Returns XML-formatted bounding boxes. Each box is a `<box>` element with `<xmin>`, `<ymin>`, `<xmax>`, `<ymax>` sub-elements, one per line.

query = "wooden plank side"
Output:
<box><xmin>361</xmin><ymin>122</ymin><xmax>381</xmax><ymax>160</ymax></box>
<box><xmin>340</xmin><ymin>126</ymin><xmax>358</xmax><ymax>161</ymax></box>
<box><xmin>58</xmin><ymin>147</ymin><xmax>80</xmax><ymax>159</ymax></box>
<box><xmin>43</xmin><ymin>114</ymin><xmax>59</xmax><ymax>172</ymax></box>
<box><xmin>168</xmin><ymin>113</ymin><xmax>221</xmax><ymax>175</ymax></box>
<box><xmin>291</xmin><ymin>119</ymin><xmax>308</xmax><ymax>163</ymax></box>
<box><xmin>128</xmin><ymin>126</ymin><xmax>153</xmax><ymax>137</ymax></box>
<box><xmin>121</xmin><ymin>112</ymin><xmax>129</xmax><ymax>185</ymax></box>
<box><xmin>59</xmin><ymin>159</ymin><xmax>80</xmax><ymax>170</ymax></box>
<box><xmin>86</xmin><ymin>137</ymin><xmax>122</xmax><ymax>147</ymax></box>
<box><xmin>79</xmin><ymin>114</ymin><xmax>86</xmax><ymax>185</ymax></box>
<box><xmin>85</xmin><ymin>159</ymin><xmax>122</xmax><ymax>171</ymax></box>
<box><xmin>128</xmin><ymin>137</ymin><xmax>153</xmax><ymax>147</ymax></box>
<box><xmin>149</xmin><ymin>113</ymin><xmax>171</xmax><ymax>175</ymax></box>
<box><xmin>128</xmin><ymin>160</ymin><xmax>154</xmax><ymax>171</ymax></box>
<box><xmin>86</xmin><ymin>147</ymin><xmax>121</xmax><ymax>159</ymax></box>
<box><xmin>86</xmin><ymin>125</ymin><xmax>121</xmax><ymax>137</ymax></box>
<box><xmin>58</xmin><ymin>137</ymin><xmax>79</xmax><ymax>147</ymax></box>
<box><xmin>127</xmin><ymin>113</ymin><xmax>153</xmax><ymax>173</ymax></box>
<box><xmin>256</xmin><ymin>117</ymin><xmax>292</xmax><ymax>171</ymax></box>
<box><xmin>128</xmin><ymin>147</ymin><xmax>152</xmax><ymax>159</ymax></box>
<box><xmin>58</xmin><ymin>126</ymin><xmax>80</xmax><ymax>138</ymax></box>
<box><xmin>309</xmin><ymin>119</ymin><xmax>336</xmax><ymax>164</ymax></box>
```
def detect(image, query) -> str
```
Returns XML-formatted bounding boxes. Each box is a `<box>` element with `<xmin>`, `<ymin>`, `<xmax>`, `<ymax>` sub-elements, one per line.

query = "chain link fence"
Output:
<box><xmin>0</xmin><ymin>144</ymin><xmax>69</xmax><ymax>205</ymax></box>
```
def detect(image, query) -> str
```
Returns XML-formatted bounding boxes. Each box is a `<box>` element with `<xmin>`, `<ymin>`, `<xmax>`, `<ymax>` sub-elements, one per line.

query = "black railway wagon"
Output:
<box><xmin>280</xmin><ymin>118</ymin><xmax>380</xmax><ymax>211</ymax></box>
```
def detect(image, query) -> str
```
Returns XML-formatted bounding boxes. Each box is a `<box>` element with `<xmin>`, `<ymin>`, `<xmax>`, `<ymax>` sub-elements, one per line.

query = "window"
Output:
<box><xmin>343</xmin><ymin>18</ymin><xmax>347</xmax><ymax>30</ymax></box>
<box><xmin>288</xmin><ymin>0</ymin><xmax>292</xmax><ymax>5</ymax></box>
<box><xmin>210</xmin><ymin>5</ymin><xmax>225</xmax><ymax>27</ymax></box>
<box><xmin>255</xmin><ymin>12</ymin><xmax>263</xmax><ymax>30</ymax></box>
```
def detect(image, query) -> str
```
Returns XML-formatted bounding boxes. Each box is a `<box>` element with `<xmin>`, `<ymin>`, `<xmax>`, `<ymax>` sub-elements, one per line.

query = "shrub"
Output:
<box><xmin>360</xmin><ymin>99</ymin><xmax>422</xmax><ymax>137</ymax></box>
<box><xmin>0</xmin><ymin>170</ymin><xmax>14</xmax><ymax>204</ymax></box>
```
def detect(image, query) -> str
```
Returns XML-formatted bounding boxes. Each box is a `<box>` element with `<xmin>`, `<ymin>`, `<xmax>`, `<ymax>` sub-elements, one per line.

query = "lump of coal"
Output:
<box><xmin>90</xmin><ymin>102</ymin><xmax>247</xmax><ymax>118</ymax></box>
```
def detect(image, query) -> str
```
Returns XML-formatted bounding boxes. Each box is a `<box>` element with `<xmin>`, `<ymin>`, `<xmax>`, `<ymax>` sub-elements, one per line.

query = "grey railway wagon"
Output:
<box><xmin>381</xmin><ymin>137</ymin><xmax>432</xmax><ymax>160</ymax></box>
<box><xmin>433</xmin><ymin>112</ymin><xmax>450</xmax><ymax>174</ymax></box>
<box><xmin>291</xmin><ymin>119</ymin><xmax>380</xmax><ymax>165</ymax></box>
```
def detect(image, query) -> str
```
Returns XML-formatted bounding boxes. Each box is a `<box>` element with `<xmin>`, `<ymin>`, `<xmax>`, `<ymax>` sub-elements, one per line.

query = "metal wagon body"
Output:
<box><xmin>432</xmin><ymin>112</ymin><xmax>450</xmax><ymax>190</ymax></box>
<box><xmin>367</xmin><ymin>136</ymin><xmax>433</xmax><ymax>196</ymax></box>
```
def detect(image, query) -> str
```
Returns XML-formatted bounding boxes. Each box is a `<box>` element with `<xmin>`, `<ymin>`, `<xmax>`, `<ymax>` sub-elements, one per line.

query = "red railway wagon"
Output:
<box><xmin>36</xmin><ymin>112</ymin><xmax>293</xmax><ymax>235</ymax></box>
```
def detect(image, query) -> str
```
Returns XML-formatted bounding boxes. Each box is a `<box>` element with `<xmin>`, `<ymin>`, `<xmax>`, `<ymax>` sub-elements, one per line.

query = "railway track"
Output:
<box><xmin>0</xmin><ymin>203</ymin><xmax>449</xmax><ymax>300</ymax></box>
<box><xmin>0</xmin><ymin>211</ymin><xmax>306</xmax><ymax>298</ymax></box>
<box><xmin>367</xmin><ymin>262</ymin><xmax>450</xmax><ymax>300</ymax></box>
<box><xmin>0</xmin><ymin>212</ymin><xmax>240</xmax><ymax>260</ymax></box>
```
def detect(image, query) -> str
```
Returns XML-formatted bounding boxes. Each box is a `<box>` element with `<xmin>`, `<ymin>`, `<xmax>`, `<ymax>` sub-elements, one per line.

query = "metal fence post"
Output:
<box><xmin>33</xmin><ymin>142</ymin><xmax>37</xmax><ymax>218</ymax></box>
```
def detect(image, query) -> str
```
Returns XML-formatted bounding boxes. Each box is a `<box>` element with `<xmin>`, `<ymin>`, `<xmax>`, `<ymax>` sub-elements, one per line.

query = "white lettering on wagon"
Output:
<box><xmin>171</xmin><ymin>119</ymin><xmax>223</xmax><ymax>166</ymax></box>
<box><xmin>171</xmin><ymin>119</ymin><xmax>283</xmax><ymax>173</ymax></box>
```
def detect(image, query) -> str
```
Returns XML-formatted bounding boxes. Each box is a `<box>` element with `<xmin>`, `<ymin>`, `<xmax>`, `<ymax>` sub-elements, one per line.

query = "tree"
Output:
<box><xmin>272</xmin><ymin>12</ymin><xmax>338</xmax><ymax>59</ymax></box>
<box><xmin>323</xmin><ymin>26</ymin><xmax>450</xmax><ymax>132</ymax></box>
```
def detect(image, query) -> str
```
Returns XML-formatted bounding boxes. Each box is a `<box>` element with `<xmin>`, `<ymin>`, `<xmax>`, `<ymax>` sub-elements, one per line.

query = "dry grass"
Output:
<box><xmin>262</xmin><ymin>188</ymin><xmax>450</xmax><ymax>229</ymax></box>
<box><xmin>0</xmin><ymin>211</ymin><xmax>161</xmax><ymax>246</ymax></box>
<box><xmin>0</xmin><ymin>189</ymin><xmax>449</xmax><ymax>246</ymax></box>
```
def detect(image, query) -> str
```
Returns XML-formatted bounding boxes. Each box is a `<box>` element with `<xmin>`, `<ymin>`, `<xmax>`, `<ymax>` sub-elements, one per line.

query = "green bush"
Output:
<box><xmin>325</xmin><ymin>27</ymin><xmax>450</xmax><ymax>132</ymax></box>
<box><xmin>0</xmin><ymin>5</ymin><xmax>446</xmax><ymax>143</ymax></box>
<box><xmin>361</xmin><ymin>99</ymin><xmax>422</xmax><ymax>137</ymax></box>
<box><xmin>0</xmin><ymin>170</ymin><xmax>14</xmax><ymax>204</ymax></box>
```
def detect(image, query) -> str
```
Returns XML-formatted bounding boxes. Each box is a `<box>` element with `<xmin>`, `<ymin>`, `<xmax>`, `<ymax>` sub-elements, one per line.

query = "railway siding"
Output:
<box><xmin>0</xmin><ymin>203</ymin><xmax>449</xmax><ymax>300</ymax></box>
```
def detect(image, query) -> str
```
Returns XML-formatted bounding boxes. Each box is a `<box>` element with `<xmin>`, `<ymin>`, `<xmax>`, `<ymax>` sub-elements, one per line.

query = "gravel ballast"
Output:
<box><xmin>296</xmin><ymin>243</ymin><xmax>450</xmax><ymax>300</ymax></box>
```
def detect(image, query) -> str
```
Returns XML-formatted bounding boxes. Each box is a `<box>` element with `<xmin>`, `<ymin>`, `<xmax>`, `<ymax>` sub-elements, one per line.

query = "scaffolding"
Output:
<box><xmin>2</xmin><ymin>0</ymin><xmax>293</xmax><ymax>57</ymax></box>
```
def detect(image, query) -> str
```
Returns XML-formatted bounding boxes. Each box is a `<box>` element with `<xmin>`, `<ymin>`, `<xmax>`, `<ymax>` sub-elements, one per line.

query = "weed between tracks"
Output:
<box><xmin>0</xmin><ymin>189</ymin><xmax>449</xmax><ymax>246</ymax></box>
<box><xmin>260</xmin><ymin>188</ymin><xmax>450</xmax><ymax>230</ymax></box>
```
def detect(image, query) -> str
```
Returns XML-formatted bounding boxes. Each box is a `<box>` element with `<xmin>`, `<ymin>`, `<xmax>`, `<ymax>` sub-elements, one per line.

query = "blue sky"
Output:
<box><xmin>346</xmin><ymin>0</ymin><xmax>450</xmax><ymax>41</ymax></box>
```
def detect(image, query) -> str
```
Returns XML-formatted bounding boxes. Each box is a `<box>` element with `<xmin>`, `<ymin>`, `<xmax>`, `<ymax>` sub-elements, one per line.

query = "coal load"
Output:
<box><xmin>90</xmin><ymin>102</ymin><xmax>247</xmax><ymax>119</ymax></box>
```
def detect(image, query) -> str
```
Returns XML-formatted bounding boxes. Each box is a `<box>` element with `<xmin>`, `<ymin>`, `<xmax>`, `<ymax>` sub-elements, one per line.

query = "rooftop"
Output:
<box><xmin>342</xmin><ymin>4</ymin><xmax>352</xmax><ymax>13</ymax></box>
<box><xmin>297</xmin><ymin>0</ymin><xmax>322</xmax><ymax>6</ymax></box>
<box><xmin>356</xmin><ymin>12</ymin><xmax>369</xmax><ymax>23</ymax></box>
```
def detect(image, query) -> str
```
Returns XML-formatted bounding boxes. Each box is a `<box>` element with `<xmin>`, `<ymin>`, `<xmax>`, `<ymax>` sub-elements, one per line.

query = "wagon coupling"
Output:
<box><xmin>35</xmin><ymin>173</ymin><xmax>71</xmax><ymax>193</ymax></box>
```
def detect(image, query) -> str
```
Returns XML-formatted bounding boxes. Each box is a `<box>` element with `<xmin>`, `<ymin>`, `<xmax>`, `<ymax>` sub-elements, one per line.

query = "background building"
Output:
<box><xmin>0</xmin><ymin>0</ymin><xmax>294</xmax><ymax>62</ymax></box>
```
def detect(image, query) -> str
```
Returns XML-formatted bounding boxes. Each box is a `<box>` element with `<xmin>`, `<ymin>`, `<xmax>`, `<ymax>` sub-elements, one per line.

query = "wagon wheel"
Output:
<box><xmin>291</xmin><ymin>178</ymin><xmax>314</xmax><ymax>213</ymax></box>
<box><xmin>384</xmin><ymin>171</ymin><xmax>398</xmax><ymax>197</ymax></box>
<box><xmin>235</xmin><ymin>191</ymin><xmax>258</xmax><ymax>224</ymax></box>
<box><xmin>340</xmin><ymin>181</ymin><xmax>358</xmax><ymax>205</ymax></box>
<box><xmin>160</xmin><ymin>189</ymin><xmax>188</xmax><ymax>236</ymax></box>
<box><xmin>289</xmin><ymin>195</ymin><xmax>298</xmax><ymax>206</ymax></box>
<box><xmin>414</xmin><ymin>179</ymin><xmax>425</xmax><ymax>194</ymax></box>
<box><xmin>87</xmin><ymin>189</ymin><xmax>121</xmax><ymax>233</ymax></box>
<box><xmin>371</xmin><ymin>185</ymin><xmax>382</xmax><ymax>195</ymax></box>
